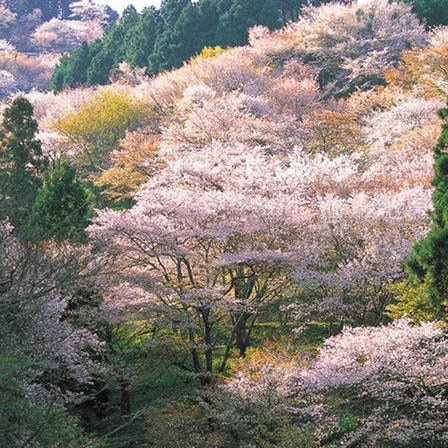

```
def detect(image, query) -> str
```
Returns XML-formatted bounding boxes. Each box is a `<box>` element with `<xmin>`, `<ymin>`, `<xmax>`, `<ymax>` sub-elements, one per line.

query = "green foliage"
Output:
<box><xmin>0</xmin><ymin>352</ymin><xmax>86</xmax><ymax>448</ymax></box>
<box><xmin>215</xmin><ymin>0</ymin><xmax>282</xmax><ymax>46</ymax></box>
<box><xmin>51</xmin><ymin>0</ymin><xmax>442</xmax><ymax>92</ymax></box>
<box><xmin>124</xmin><ymin>7</ymin><xmax>159</xmax><ymax>69</ymax></box>
<box><xmin>385</xmin><ymin>280</ymin><xmax>437</xmax><ymax>323</ymax></box>
<box><xmin>406</xmin><ymin>105</ymin><xmax>448</xmax><ymax>318</ymax></box>
<box><xmin>86</xmin><ymin>39</ymin><xmax>115</xmax><ymax>86</ymax></box>
<box><xmin>61</xmin><ymin>41</ymin><xmax>90</xmax><ymax>88</ymax></box>
<box><xmin>50</xmin><ymin>41</ymin><xmax>103</xmax><ymax>91</ymax></box>
<box><xmin>402</xmin><ymin>0</ymin><xmax>448</xmax><ymax>27</ymax></box>
<box><xmin>86</xmin><ymin>323</ymin><xmax>201</xmax><ymax>448</ymax></box>
<box><xmin>27</xmin><ymin>159</ymin><xmax>93</xmax><ymax>242</ymax></box>
<box><xmin>50</xmin><ymin>0</ymin><xmax>444</xmax><ymax>92</ymax></box>
<box><xmin>51</xmin><ymin>0</ymin><xmax>307</xmax><ymax>90</ymax></box>
<box><xmin>338</xmin><ymin>413</ymin><xmax>358</xmax><ymax>433</ymax></box>
<box><xmin>49</xmin><ymin>54</ymin><xmax>70</xmax><ymax>91</ymax></box>
<box><xmin>0</xmin><ymin>96</ymin><xmax>47</xmax><ymax>233</ymax></box>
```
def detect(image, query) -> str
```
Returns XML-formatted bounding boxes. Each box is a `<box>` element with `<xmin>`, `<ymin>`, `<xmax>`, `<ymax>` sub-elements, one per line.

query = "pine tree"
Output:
<box><xmin>124</xmin><ymin>7</ymin><xmax>159</xmax><ymax>69</ymax></box>
<box><xmin>64</xmin><ymin>41</ymin><xmax>91</xmax><ymax>87</ymax></box>
<box><xmin>402</xmin><ymin>0</ymin><xmax>448</xmax><ymax>28</ymax></box>
<box><xmin>406</xmin><ymin>105</ymin><xmax>448</xmax><ymax>317</ymax></box>
<box><xmin>0</xmin><ymin>96</ymin><xmax>47</xmax><ymax>232</ymax></box>
<box><xmin>27</xmin><ymin>159</ymin><xmax>92</xmax><ymax>242</ymax></box>
<box><xmin>215</xmin><ymin>0</ymin><xmax>281</xmax><ymax>47</ymax></box>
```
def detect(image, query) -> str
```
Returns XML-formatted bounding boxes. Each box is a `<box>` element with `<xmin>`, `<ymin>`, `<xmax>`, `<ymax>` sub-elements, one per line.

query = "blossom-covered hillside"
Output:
<box><xmin>1</xmin><ymin>0</ymin><xmax>448</xmax><ymax>446</ymax></box>
<box><xmin>0</xmin><ymin>1</ymin><xmax>115</xmax><ymax>97</ymax></box>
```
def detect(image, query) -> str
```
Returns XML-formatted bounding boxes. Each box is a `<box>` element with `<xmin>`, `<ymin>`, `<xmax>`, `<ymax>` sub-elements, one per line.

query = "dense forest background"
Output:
<box><xmin>2</xmin><ymin>0</ymin><xmax>448</xmax><ymax>447</ymax></box>
<box><xmin>49</xmin><ymin>0</ymin><xmax>448</xmax><ymax>89</ymax></box>
<box><xmin>0</xmin><ymin>0</ymin><xmax>446</xmax><ymax>96</ymax></box>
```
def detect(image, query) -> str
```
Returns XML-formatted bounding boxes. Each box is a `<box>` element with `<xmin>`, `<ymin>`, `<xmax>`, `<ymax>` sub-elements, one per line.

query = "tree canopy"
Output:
<box><xmin>50</xmin><ymin>0</ymin><xmax>310</xmax><ymax>90</ymax></box>
<box><xmin>51</xmin><ymin>0</ymin><xmax>445</xmax><ymax>92</ymax></box>
<box><xmin>27</xmin><ymin>158</ymin><xmax>92</xmax><ymax>242</ymax></box>
<box><xmin>2</xmin><ymin>1</ymin><xmax>448</xmax><ymax>446</ymax></box>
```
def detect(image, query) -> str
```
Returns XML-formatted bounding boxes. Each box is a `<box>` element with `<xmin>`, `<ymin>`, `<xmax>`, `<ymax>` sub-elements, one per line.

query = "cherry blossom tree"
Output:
<box><xmin>68</xmin><ymin>1</ymin><xmax>109</xmax><ymax>23</ymax></box>
<box><xmin>30</xmin><ymin>17</ymin><xmax>103</xmax><ymax>52</ymax></box>
<box><xmin>211</xmin><ymin>320</ymin><xmax>448</xmax><ymax>447</ymax></box>
<box><xmin>296</xmin><ymin>320</ymin><xmax>448</xmax><ymax>447</ymax></box>
<box><xmin>280</xmin><ymin>0</ymin><xmax>427</xmax><ymax>97</ymax></box>
<box><xmin>88</xmin><ymin>142</ymin><xmax>308</xmax><ymax>380</ymax></box>
<box><xmin>0</xmin><ymin>5</ymin><xmax>16</xmax><ymax>33</ymax></box>
<box><xmin>89</xmin><ymin>116</ymin><xmax>434</xmax><ymax>373</ymax></box>
<box><xmin>0</xmin><ymin>221</ymin><xmax>105</xmax><ymax>446</ymax></box>
<box><xmin>292</xmin><ymin>187</ymin><xmax>432</xmax><ymax>327</ymax></box>
<box><xmin>0</xmin><ymin>1</ymin><xmax>444</xmax><ymax>444</ymax></box>
<box><xmin>0</xmin><ymin>67</ymin><xmax>15</xmax><ymax>94</ymax></box>
<box><xmin>385</xmin><ymin>26</ymin><xmax>448</xmax><ymax>99</ymax></box>
<box><xmin>363</xmin><ymin>95</ymin><xmax>443</xmax><ymax>150</ymax></box>
<box><xmin>204</xmin><ymin>340</ymin><xmax>305</xmax><ymax>447</ymax></box>
<box><xmin>162</xmin><ymin>88</ymin><xmax>300</xmax><ymax>153</ymax></box>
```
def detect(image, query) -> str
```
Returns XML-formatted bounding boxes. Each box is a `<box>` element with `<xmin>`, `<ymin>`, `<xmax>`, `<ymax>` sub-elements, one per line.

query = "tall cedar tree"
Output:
<box><xmin>407</xmin><ymin>104</ymin><xmax>448</xmax><ymax>317</ymax></box>
<box><xmin>0</xmin><ymin>96</ymin><xmax>47</xmax><ymax>232</ymax></box>
<box><xmin>27</xmin><ymin>159</ymin><xmax>92</xmax><ymax>242</ymax></box>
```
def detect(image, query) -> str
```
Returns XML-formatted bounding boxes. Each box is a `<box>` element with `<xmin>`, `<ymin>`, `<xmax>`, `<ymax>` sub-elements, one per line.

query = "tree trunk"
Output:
<box><xmin>119</xmin><ymin>378</ymin><xmax>131</xmax><ymax>416</ymax></box>
<box><xmin>235</xmin><ymin>312</ymin><xmax>250</xmax><ymax>357</ymax></box>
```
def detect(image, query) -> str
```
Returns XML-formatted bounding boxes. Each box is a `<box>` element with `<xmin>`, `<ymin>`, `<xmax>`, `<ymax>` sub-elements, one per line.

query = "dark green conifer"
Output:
<box><xmin>27</xmin><ymin>159</ymin><xmax>92</xmax><ymax>242</ymax></box>
<box><xmin>86</xmin><ymin>39</ymin><xmax>115</xmax><ymax>86</ymax></box>
<box><xmin>406</xmin><ymin>105</ymin><xmax>448</xmax><ymax>317</ymax></box>
<box><xmin>402</xmin><ymin>0</ymin><xmax>448</xmax><ymax>28</ymax></box>
<box><xmin>0</xmin><ymin>96</ymin><xmax>47</xmax><ymax>232</ymax></box>
<box><xmin>124</xmin><ymin>7</ymin><xmax>159</xmax><ymax>68</ymax></box>
<box><xmin>64</xmin><ymin>41</ymin><xmax>91</xmax><ymax>87</ymax></box>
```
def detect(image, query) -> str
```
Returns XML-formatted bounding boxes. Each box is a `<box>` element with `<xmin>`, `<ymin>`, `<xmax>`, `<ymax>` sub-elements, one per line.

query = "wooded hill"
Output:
<box><xmin>51</xmin><ymin>0</ymin><xmax>448</xmax><ymax>91</ymax></box>
<box><xmin>0</xmin><ymin>1</ymin><xmax>118</xmax><ymax>96</ymax></box>
<box><xmin>2</xmin><ymin>0</ymin><xmax>448</xmax><ymax>447</ymax></box>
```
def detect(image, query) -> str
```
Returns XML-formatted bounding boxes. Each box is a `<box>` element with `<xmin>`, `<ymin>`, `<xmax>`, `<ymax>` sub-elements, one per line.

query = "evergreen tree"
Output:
<box><xmin>196</xmin><ymin>0</ymin><xmax>221</xmax><ymax>45</ymax></box>
<box><xmin>0</xmin><ymin>96</ymin><xmax>47</xmax><ymax>232</ymax></box>
<box><xmin>216</xmin><ymin>0</ymin><xmax>281</xmax><ymax>47</ymax></box>
<box><xmin>147</xmin><ymin>30</ymin><xmax>174</xmax><ymax>74</ymax></box>
<box><xmin>278</xmin><ymin>0</ymin><xmax>306</xmax><ymax>22</ymax></box>
<box><xmin>406</xmin><ymin>105</ymin><xmax>448</xmax><ymax>317</ymax></box>
<box><xmin>124</xmin><ymin>7</ymin><xmax>159</xmax><ymax>68</ymax></box>
<box><xmin>159</xmin><ymin>0</ymin><xmax>191</xmax><ymax>27</ymax></box>
<box><xmin>86</xmin><ymin>38</ymin><xmax>115</xmax><ymax>86</ymax></box>
<box><xmin>84</xmin><ymin>10</ymin><xmax>139</xmax><ymax>86</ymax></box>
<box><xmin>403</xmin><ymin>0</ymin><xmax>448</xmax><ymax>27</ymax></box>
<box><xmin>49</xmin><ymin>54</ymin><xmax>70</xmax><ymax>91</ymax></box>
<box><xmin>51</xmin><ymin>41</ymin><xmax>94</xmax><ymax>90</ymax></box>
<box><xmin>27</xmin><ymin>159</ymin><xmax>92</xmax><ymax>242</ymax></box>
<box><xmin>64</xmin><ymin>41</ymin><xmax>91</xmax><ymax>87</ymax></box>
<box><xmin>165</xmin><ymin>3</ymin><xmax>202</xmax><ymax>66</ymax></box>
<box><xmin>148</xmin><ymin>3</ymin><xmax>202</xmax><ymax>74</ymax></box>
<box><xmin>148</xmin><ymin>0</ymin><xmax>191</xmax><ymax>73</ymax></box>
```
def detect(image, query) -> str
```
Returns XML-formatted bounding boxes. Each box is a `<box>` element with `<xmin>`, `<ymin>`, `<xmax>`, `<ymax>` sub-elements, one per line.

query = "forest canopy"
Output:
<box><xmin>1</xmin><ymin>0</ymin><xmax>448</xmax><ymax>447</ymax></box>
<box><xmin>50</xmin><ymin>0</ymin><xmax>448</xmax><ymax>91</ymax></box>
